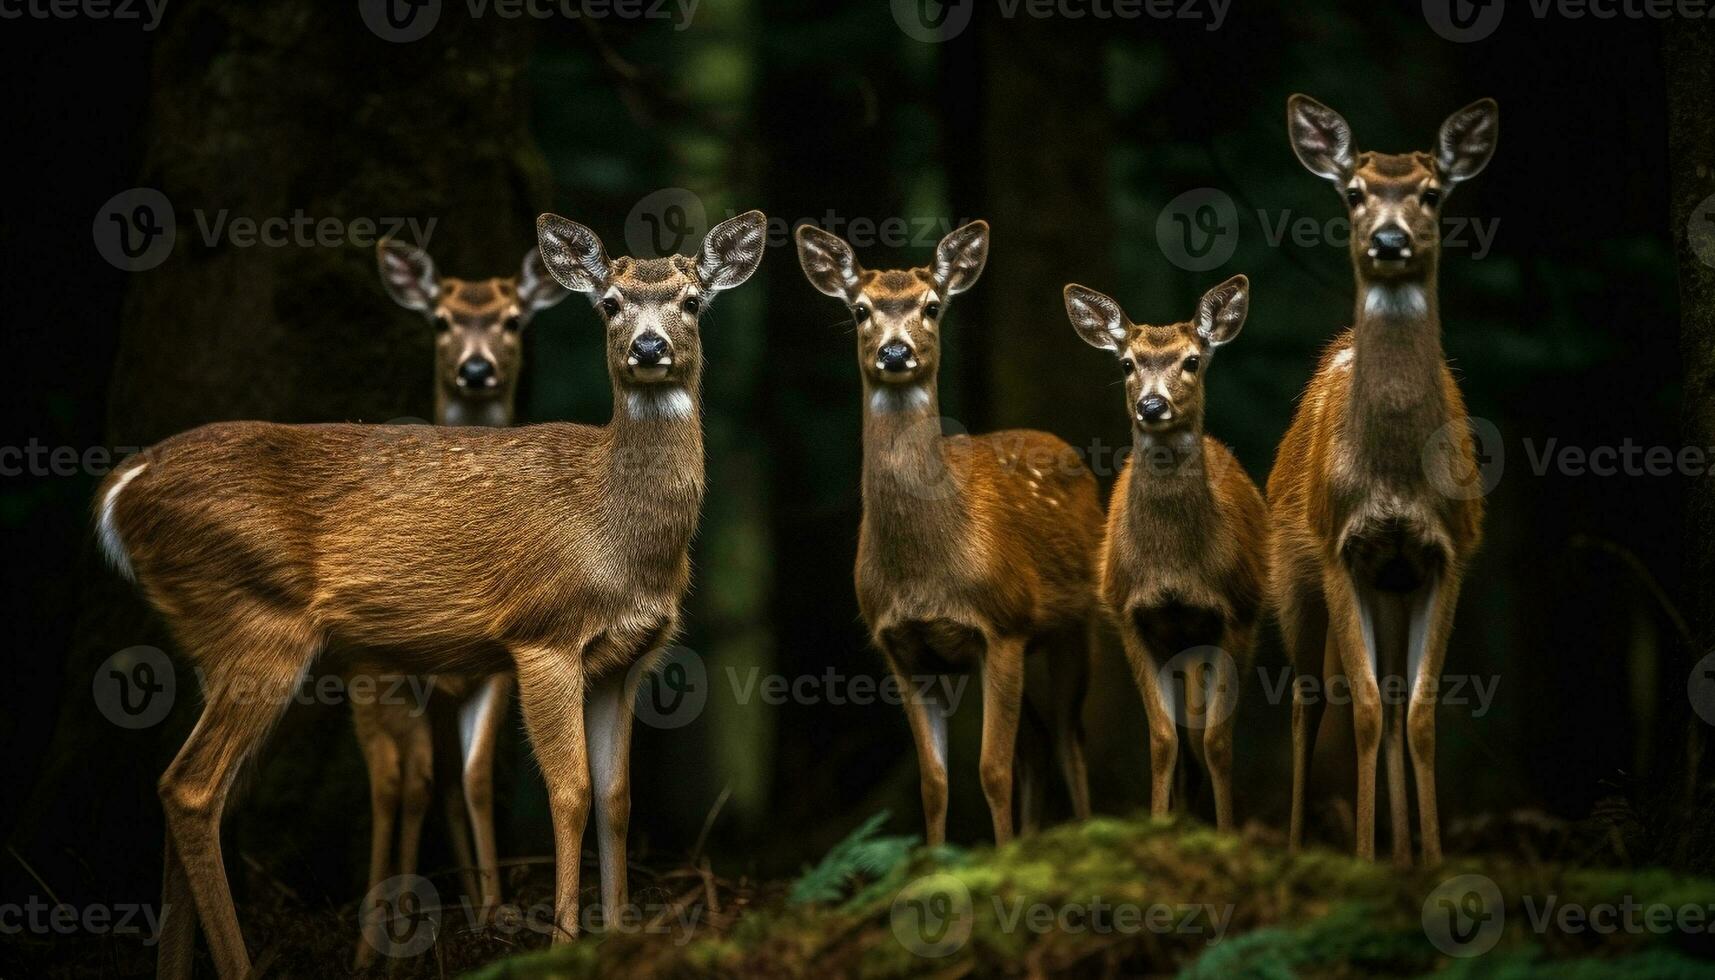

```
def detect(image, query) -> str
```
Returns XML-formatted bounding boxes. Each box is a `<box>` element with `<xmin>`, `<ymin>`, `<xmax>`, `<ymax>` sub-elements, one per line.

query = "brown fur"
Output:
<box><xmin>102</xmin><ymin>212</ymin><xmax>766</xmax><ymax>978</ymax></box>
<box><xmin>798</xmin><ymin>220</ymin><xmax>1100</xmax><ymax>846</ymax></box>
<box><xmin>1271</xmin><ymin>95</ymin><xmax>1496</xmax><ymax>866</ymax></box>
<box><xmin>1065</xmin><ymin>276</ymin><xmax>1267</xmax><ymax>830</ymax></box>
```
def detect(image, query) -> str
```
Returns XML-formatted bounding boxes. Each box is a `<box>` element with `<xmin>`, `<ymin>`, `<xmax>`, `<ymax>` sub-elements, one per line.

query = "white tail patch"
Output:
<box><xmin>626</xmin><ymin>387</ymin><xmax>694</xmax><ymax>421</ymax></box>
<box><xmin>98</xmin><ymin>462</ymin><xmax>148</xmax><ymax>581</ymax></box>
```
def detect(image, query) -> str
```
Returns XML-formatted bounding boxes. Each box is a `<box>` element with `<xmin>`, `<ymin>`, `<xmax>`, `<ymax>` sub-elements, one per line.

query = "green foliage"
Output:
<box><xmin>787</xmin><ymin>811</ymin><xmax>919</xmax><ymax>906</ymax></box>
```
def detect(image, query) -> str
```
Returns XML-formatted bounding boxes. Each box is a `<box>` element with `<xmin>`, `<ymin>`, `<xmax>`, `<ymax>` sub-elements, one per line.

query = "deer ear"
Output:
<box><xmin>535</xmin><ymin>213</ymin><xmax>611</xmax><ymax>295</ymax></box>
<box><xmin>933</xmin><ymin>220</ymin><xmax>989</xmax><ymax>296</ymax></box>
<box><xmin>1287</xmin><ymin>94</ymin><xmax>1356</xmax><ymax>183</ymax></box>
<box><xmin>517</xmin><ymin>246</ymin><xmax>571</xmax><ymax>314</ymax></box>
<box><xmin>1063</xmin><ymin>284</ymin><xmax>1128</xmax><ymax>352</ymax></box>
<box><xmin>697</xmin><ymin>210</ymin><xmax>768</xmax><ymax>294</ymax></box>
<box><xmin>795</xmin><ymin>225</ymin><xmax>861</xmax><ymax>300</ymax></box>
<box><xmin>1436</xmin><ymin>98</ymin><xmax>1498</xmax><ymax>185</ymax></box>
<box><xmin>1196</xmin><ymin>274</ymin><xmax>1249</xmax><ymax>347</ymax></box>
<box><xmin>377</xmin><ymin>239</ymin><xmax>439</xmax><ymax>313</ymax></box>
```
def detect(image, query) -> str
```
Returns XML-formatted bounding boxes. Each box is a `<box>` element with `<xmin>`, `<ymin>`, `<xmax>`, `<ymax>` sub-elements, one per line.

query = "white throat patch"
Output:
<box><xmin>1362</xmin><ymin>284</ymin><xmax>1428</xmax><ymax>319</ymax></box>
<box><xmin>869</xmin><ymin>386</ymin><xmax>931</xmax><ymax>415</ymax></box>
<box><xmin>626</xmin><ymin>387</ymin><xmax>695</xmax><ymax>421</ymax></box>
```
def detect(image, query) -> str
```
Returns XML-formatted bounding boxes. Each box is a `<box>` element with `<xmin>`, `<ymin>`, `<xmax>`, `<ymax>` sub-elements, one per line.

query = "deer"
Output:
<box><xmin>1271</xmin><ymin>95</ymin><xmax>1496</xmax><ymax>866</ymax></box>
<box><xmin>794</xmin><ymin>220</ymin><xmax>1099</xmax><ymax>847</ymax></box>
<box><xmin>94</xmin><ymin>209</ymin><xmax>767</xmax><ymax>978</ymax></box>
<box><xmin>1063</xmin><ymin>275</ymin><xmax>1267</xmax><ymax>832</ymax></box>
<box><xmin>334</xmin><ymin>238</ymin><xmax>569</xmax><ymax>969</ymax></box>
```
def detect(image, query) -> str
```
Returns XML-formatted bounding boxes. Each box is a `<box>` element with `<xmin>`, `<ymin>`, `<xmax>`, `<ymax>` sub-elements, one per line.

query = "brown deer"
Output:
<box><xmin>1063</xmin><ymin>275</ymin><xmax>1267</xmax><ymax>832</ymax></box>
<box><xmin>95</xmin><ymin>210</ymin><xmax>767</xmax><ymax>978</ymax></box>
<box><xmin>338</xmin><ymin>239</ymin><xmax>569</xmax><ymax>968</ymax></box>
<box><xmin>794</xmin><ymin>220</ymin><xmax>1098</xmax><ymax>846</ymax></box>
<box><xmin>1271</xmin><ymin>95</ymin><xmax>1496</xmax><ymax>866</ymax></box>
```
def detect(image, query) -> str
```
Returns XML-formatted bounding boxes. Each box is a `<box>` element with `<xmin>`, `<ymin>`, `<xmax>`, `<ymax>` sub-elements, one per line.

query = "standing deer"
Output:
<box><xmin>1063</xmin><ymin>275</ymin><xmax>1267</xmax><ymax>831</ymax></box>
<box><xmin>340</xmin><ymin>239</ymin><xmax>569</xmax><ymax>969</ymax></box>
<box><xmin>794</xmin><ymin>220</ymin><xmax>1098</xmax><ymax>846</ymax></box>
<box><xmin>95</xmin><ymin>210</ymin><xmax>767</xmax><ymax>978</ymax></box>
<box><xmin>1271</xmin><ymin>95</ymin><xmax>1496</xmax><ymax>865</ymax></box>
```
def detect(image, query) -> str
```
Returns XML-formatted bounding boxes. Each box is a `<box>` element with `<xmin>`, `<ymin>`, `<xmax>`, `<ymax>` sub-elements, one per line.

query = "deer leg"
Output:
<box><xmin>888</xmin><ymin>650</ymin><xmax>949</xmax><ymax>847</ymax></box>
<box><xmin>156</xmin><ymin>830</ymin><xmax>197</xmax><ymax>980</ymax></box>
<box><xmin>513</xmin><ymin>647</ymin><xmax>590</xmax><ymax>943</ymax></box>
<box><xmin>460</xmin><ymin>673</ymin><xmax>513</xmax><ymax>911</ymax></box>
<box><xmin>1052</xmin><ymin>625</ymin><xmax>1094</xmax><ymax>821</ymax></box>
<box><xmin>351</xmin><ymin>711</ymin><xmax>402</xmax><ymax>970</ymax></box>
<box><xmin>159</xmin><ymin>630</ymin><xmax>318</xmax><ymax>979</ymax></box>
<box><xmin>429</xmin><ymin>696</ymin><xmax>480</xmax><ymax>905</ymax></box>
<box><xmin>1281</xmin><ymin>580</ymin><xmax>1329</xmax><ymax>851</ymax></box>
<box><xmin>395</xmin><ymin>717</ymin><xmax>434</xmax><ymax>881</ymax></box>
<box><xmin>1408</xmin><ymin>575</ymin><xmax>1458</xmax><ymax>867</ymax></box>
<box><xmin>1203</xmin><ymin>634</ymin><xmax>1245</xmax><ymax>833</ymax></box>
<box><xmin>585</xmin><ymin>668</ymin><xmax>636</xmax><ymax>926</ymax></box>
<box><xmin>978</xmin><ymin>637</ymin><xmax>1027</xmax><ymax>845</ymax></box>
<box><xmin>1014</xmin><ymin>699</ymin><xmax>1050</xmax><ymax>836</ymax></box>
<box><xmin>1119</xmin><ymin>629</ymin><xmax>1178</xmax><ymax>819</ymax></box>
<box><xmin>1326</xmin><ymin>574</ymin><xmax>1383</xmax><ymax>860</ymax></box>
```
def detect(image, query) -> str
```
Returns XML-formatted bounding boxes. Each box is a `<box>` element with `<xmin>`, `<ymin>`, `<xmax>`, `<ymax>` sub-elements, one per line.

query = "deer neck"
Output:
<box><xmin>602</xmin><ymin>372</ymin><xmax>706</xmax><ymax>554</ymax></box>
<box><xmin>860</xmin><ymin>378</ymin><xmax>968</xmax><ymax>561</ymax></box>
<box><xmin>1348</xmin><ymin>268</ymin><xmax>1450</xmax><ymax>472</ymax></box>
<box><xmin>436</xmin><ymin>385</ymin><xmax>515</xmax><ymax>428</ymax></box>
<box><xmin>1125</xmin><ymin>426</ymin><xmax>1217</xmax><ymax>544</ymax></box>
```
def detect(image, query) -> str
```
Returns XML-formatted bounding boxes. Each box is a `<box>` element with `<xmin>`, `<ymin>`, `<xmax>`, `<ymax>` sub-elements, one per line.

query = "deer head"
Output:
<box><xmin>1287</xmin><ymin>95</ymin><xmax>1498</xmax><ymax>282</ymax></box>
<box><xmin>1064</xmin><ymin>275</ymin><xmax>1249</xmax><ymax>436</ymax></box>
<box><xmin>536</xmin><ymin>210</ymin><xmax>767</xmax><ymax>414</ymax></box>
<box><xmin>377</xmin><ymin>240</ymin><xmax>569</xmax><ymax>401</ymax></box>
<box><xmin>795</xmin><ymin>220</ymin><xmax>989</xmax><ymax>390</ymax></box>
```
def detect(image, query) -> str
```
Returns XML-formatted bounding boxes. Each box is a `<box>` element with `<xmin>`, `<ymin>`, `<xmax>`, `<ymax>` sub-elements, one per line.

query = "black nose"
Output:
<box><xmin>1370</xmin><ymin>226</ymin><xmax>1410</xmax><ymax>257</ymax></box>
<box><xmin>630</xmin><ymin>333</ymin><xmax>669</xmax><ymax>367</ymax></box>
<box><xmin>458</xmin><ymin>358</ymin><xmax>495</xmax><ymax>386</ymax></box>
<box><xmin>878</xmin><ymin>341</ymin><xmax>914</xmax><ymax>372</ymax></box>
<box><xmin>1138</xmin><ymin>395</ymin><xmax>1170</xmax><ymax>423</ymax></box>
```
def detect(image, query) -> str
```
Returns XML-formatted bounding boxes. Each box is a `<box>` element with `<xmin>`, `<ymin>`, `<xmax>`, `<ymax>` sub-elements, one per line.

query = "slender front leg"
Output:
<box><xmin>585</xmin><ymin>668</ymin><xmax>636</xmax><ymax>924</ymax></box>
<box><xmin>460</xmin><ymin>673</ymin><xmax>514</xmax><ymax>910</ymax></box>
<box><xmin>888</xmin><ymin>651</ymin><xmax>950</xmax><ymax>847</ymax></box>
<box><xmin>1408</xmin><ymin>574</ymin><xmax>1459</xmax><ymax>866</ymax></box>
<box><xmin>394</xmin><ymin>718</ymin><xmax>434</xmax><ymax>879</ymax></box>
<box><xmin>156</xmin><ymin>831</ymin><xmax>197</xmax><ymax>980</ymax></box>
<box><xmin>1325</xmin><ymin>571</ymin><xmax>1384</xmax><ymax>860</ymax></box>
<box><xmin>978</xmin><ymin>637</ymin><xmax>1027</xmax><ymax>845</ymax></box>
<box><xmin>351</xmin><ymin>721</ymin><xmax>402</xmax><ymax>970</ymax></box>
<box><xmin>1203</xmin><ymin>631</ymin><xmax>1246</xmax><ymax>832</ymax></box>
<box><xmin>1053</xmin><ymin>626</ymin><xmax>1094</xmax><ymax>821</ymax></box>
<box><xmin>513</xmin><ymin>647</ymin><xmax>590</xmax><ymax>943</ymax></box>
<box><xmin>1119</xmin><ymin>628</ymin><xmax>1178</xmax><ymax>819</ymax></box>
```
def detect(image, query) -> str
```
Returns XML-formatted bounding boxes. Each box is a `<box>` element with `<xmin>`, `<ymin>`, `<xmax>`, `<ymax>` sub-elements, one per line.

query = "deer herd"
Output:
<box><xmin>93</xmin><ymin>94</ymin><xmax>1497</xmax><ymax>975</ymax></box>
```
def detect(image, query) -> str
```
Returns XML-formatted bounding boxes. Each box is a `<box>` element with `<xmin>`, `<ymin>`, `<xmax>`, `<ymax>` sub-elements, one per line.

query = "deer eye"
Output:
<box><xmin>601</xmin><ymin>297</ymin><xmax>621</xmax><ymax>317</ymax></box>
<box><xmin>1121</xmin><ymin>359</ymin><xmax>1135</xmax><ymax>376</ymax></box>
<box><xmin>853</xmin><ymin>305</ymin><xmax>870</xmax><ymax>323</ymax></box>
<box><xmin>923</xmin><ymin>302</ymin><xmax>941</xmax><ymax>320</ymax></box>
<box><xmin>1421</xmin><ymin>188</ymin><xmax>1441</xmax><ymax>208</ymax></box>
<box><xmin>503</xmin><ymin>315</ymin><xmax>522</xmax><ymax>333</ymax></box>
<box><xmin>1345</xmin><ymin>187</ymin><xmax>1364</xmax><ymax>207</ymax></box>
<box><xmin>682</xmin><ymin>296</ymin><xmax>701</xmax><ymax>315</ymax></box>
<box><xmin>1183</xmin><ymin>355</ymin><xmax>1201</xmax><ymax>373</ymax></box>
<box><xmin>434</xmin><ymin>314</ymin><xmax>452</xmax><ymax>333</ymax></box>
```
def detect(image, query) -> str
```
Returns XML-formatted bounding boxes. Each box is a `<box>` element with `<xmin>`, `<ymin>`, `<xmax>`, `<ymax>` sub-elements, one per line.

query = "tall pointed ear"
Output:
<box><xmin>1195</xmin><ymin>274</ymin><xmax>1249</xmax><ymax>347</ymax></box>
<box><xmin>697</xmin><ymin>210</ymin><xmax>768</xmax><ymax>294</ymax></box>
<box><xmin>933</xmin><ymin>220</ymin><xmax>989</xmax><ymax>296</ymax></box>
<box><xmin>1436</xmin><ymin>98</ymin><xmax>1499</xmax><ymax>186</ymax></box>
<box><xmin>1287</xmin><ymin>94</ymin><xmax>1356</xmax><ymax>183</ymax></box>
<box><xmin>535</xmin><ymin>213</ymin><xmax>611</xmax><ymax>295</ymax></box>
<box><xmin>377</xmin><ymin>239</ymin><xmax>439</xmax><ymax>313</ymax></box>
<box><xmin>1063</xmin><ymin>284</ymin><xmax>1128</xmax><ymax>352</ymax></box>
<box><xmin>517</xmin><ymin>245</ymin><xmax>571</xmax><ymax>315</ymax></box>
<box><xmin>795</xmin><ymin>224</ymin><xmax>861</xmax><ymax>300</ymax></box>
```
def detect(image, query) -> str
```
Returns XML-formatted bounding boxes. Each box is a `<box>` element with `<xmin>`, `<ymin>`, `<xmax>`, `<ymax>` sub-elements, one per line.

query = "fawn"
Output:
<box><xmin>1064</xmin><ymin>275</ymin><xmax>1267</xmax><ymax>831</ymax></box>
<box><xmin>1271</xmin><ymin>95</ymin><xmax>1496</xmax><ymax>865</ymax></box>
<box><xmin>95</xmin><ymin>210</ymin><xmax>767</xmax><ymax>977</ymax></box>
<box><xmin>338</xmin><ymin>239</ymin><xmax>569</xmax><ymax>968</ymax></box>
<box><xmin>795</xmin><ymin>220</ymin><xmax>1099</xmax><ymax>846</ymax></box>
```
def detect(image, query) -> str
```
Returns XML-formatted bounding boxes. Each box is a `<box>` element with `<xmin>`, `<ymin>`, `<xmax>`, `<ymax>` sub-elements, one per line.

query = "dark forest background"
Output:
<box><xmin>2</xmin><ymin>0</ymin><xmax>1712</xmax><ymax>968</ymax></box>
